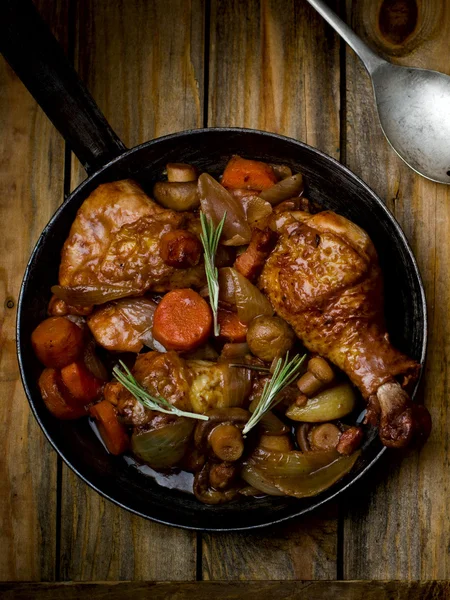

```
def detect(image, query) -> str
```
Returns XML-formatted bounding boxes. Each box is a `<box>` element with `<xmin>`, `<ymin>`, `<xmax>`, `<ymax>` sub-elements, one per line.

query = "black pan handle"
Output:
<box><xmin>0</xmin><ymin>0</ymin><xmax>127</xmax><ymax>174</ymax></box>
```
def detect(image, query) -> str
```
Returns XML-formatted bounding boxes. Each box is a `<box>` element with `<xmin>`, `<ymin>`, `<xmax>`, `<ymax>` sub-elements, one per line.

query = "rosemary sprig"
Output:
<box><xmin>200</xmin><ymin>211</ymin><xmax>227</xmax><ymax>336</ymax></box>
<box><xmin>229</xmin><ymin>363</ymin><xmax>271</xmax><ymax>374</ymax></box>
<box><xmin>242</xmin><ymin>352</ymin><xmax>306</xmax><ymax>436</ymax></box>
<box><xmin>113</xmin><ymin>361</ymin><xmax>209</xmax><ymax>421</ymax></box>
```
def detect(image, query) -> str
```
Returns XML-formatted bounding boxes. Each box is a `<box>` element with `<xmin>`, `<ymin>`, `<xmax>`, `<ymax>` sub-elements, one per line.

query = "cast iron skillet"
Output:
<box><xmin>2</xmin><ymin>0</ymin><xmax>426</xmax><ymax>530</ymax></box>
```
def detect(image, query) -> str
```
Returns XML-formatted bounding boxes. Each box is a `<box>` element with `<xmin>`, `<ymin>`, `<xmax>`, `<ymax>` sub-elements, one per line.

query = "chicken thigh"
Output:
<box><xmin>58</xmin><ymin>179</ymin><xmax>205</xmax><ymax>295</ymax></box>
<box><xmin>259</xmin><ymin>210</ymin><xmax>431</xmax><ymax>447</ymax></box>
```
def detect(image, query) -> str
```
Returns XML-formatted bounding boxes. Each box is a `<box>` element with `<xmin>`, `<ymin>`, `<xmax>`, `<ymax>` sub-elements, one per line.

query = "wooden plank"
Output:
<box><xmin>1</xmin><ymin>581</ymin><xmax>450</xmax><ymax>600</ymax></box>
<box><xmin>60</xmin><ymin>0</ymin><xmax>204</xmax><ymax>580</ymax></box>
<box><xmin>202</xmin><ymin>0</ymin><xmax>341</xmax><ymax>580</ymax></box>
<box><xmin>0</xmin><ymin>0</ymin><xmax>68</xmax><ymax>581</ymax></box>
<box><xmin>343</xmin><ymin>0</ymin><xmax>450</xmax><ymax>579</ymax></box>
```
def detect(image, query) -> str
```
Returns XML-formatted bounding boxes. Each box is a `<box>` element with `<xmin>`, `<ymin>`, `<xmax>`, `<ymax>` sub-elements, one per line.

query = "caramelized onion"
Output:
<box><xmin>83</xmin><ymin>341</ymin><xmax>108</xmax><ymax>381</ymax></box>
<box><xmin>240</xmin><ymin>463</ymin><xmax>285</xmax><ymax>496</ymax></box>
<box><xmin>218</xmin><ymin>267</ymin><xmax>273</xmax><ymax>323</ymax></box>
<box><xmin>259</xmin><ymin>174</ymin><xmax>304</xmax><ymax>205</ymax></box>
<box><xmin>220</xmin><ymin>342</ymin><xmax>250</xmax><ymax>360</ymax></box>
<box><xmin>131</xmin><ymin>418</ymin><xmax>195</xmax><ymax>469</ymax></box>
<box><xmin>222</xmin><ymin>360</ymin><xmax>252</xmax><ymax>407</ymax></box>
<box><xmin>270</xmin><ymin>164</ymin><xmax>292</xmax><ymax>180</ymax></box>
<box><xmin>241</xmin><ymin>196</ymin><xmax>273</xmax><ymax>226</ymax></box>
<box><xmin>243</xmin><ymin>446</ymin><xmax>360</xmax><ymax>498</ymax></box>
<box><xmin>272</xmin><ymin>453</ymin><xmax>360</xmax><ymax>498</ymax></box>
<box><xmin>52</xmin><ymin>284</ymin><xmax>138</xmax><ymax>306</ymax></box>
<box><xmin>248</xmin><ymin>447</ymin><xmax>339</xmax><ymax>478</ymax></box>
<box><xmin>259</xmin><ymin>411</ymin><xmax>290</xmax><ymax>436</ymax></box>
<box><xmin>198</xmin><ymin>173</ymin><xmax>251</xmax><ymax>246</ymax></box>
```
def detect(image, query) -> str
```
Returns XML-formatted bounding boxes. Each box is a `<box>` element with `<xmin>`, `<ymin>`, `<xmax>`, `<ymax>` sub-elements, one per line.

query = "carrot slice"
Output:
<box><xmin>61</xmin><ymin>361</ymin><xmax>103</xmax><ymax>404</ymax></box>
<box><xmin>221</xmin><ymin>156</ymin><xmax>277</xmax><ymax>191</ymax></box>
<box><xmin>38</xmin><ymin>368</ymin><xmax>86</xmax><ymax>420</ymax></box>
<box><xmin>31</xmin><ymin>316</ymin><xmax>85</xmax><ymax>368</ymax></box>
<box><xmin>217</xmin><ymin>309</ymin><xmax>248</xmax><ymax>343</ymax></box>
<box><xmin>152</xmin><ymin>289</ymin><xmax>213</xmax><ymax>351</ymax></box>
<box><xmin>89</xmin><ymin>400</ymin><xmax>129</xmax><ymax>455</ymax></box>
<box><xmin>234</xmin><ymin>227</ymin><xmax>278</xmax><ymax>281</ymax></box>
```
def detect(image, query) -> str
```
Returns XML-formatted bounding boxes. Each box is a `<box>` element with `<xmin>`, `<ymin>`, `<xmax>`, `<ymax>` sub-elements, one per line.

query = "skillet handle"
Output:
<box><xmin>0</xmin><ymin>0</ymin><xmax>126</xmax><ymax>174</ymax></box>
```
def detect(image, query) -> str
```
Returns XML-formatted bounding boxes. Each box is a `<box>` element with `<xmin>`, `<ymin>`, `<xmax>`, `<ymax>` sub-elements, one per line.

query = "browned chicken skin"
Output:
<box><xmin>260</xmin><ymin>210</ymin><xmax>431</xmax><ymax>448</ymax></box>
<box><xmin>59</xmin><ymin>179</ymin><xmax>205</xmax><ymax>294</ymax></box>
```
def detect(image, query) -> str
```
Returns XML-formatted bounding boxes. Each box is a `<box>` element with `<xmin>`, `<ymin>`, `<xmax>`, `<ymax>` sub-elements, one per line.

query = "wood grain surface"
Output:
<box><xmin>202</xmin><ymin>0</ymin><xmax>341</xmax><ymax>580</ymax></box>
<box><xmin>1</xmin><ymin>581</ymin><xmax>450</xmax><ymax>600</ymax></box>
<box><xmin>1</xmin><ymin>0</ymin><xmax>450</xmax><ymax>587</ymax></box>
<box><xmin>342</xmin><ymin>0</ymin><xmax>450</xmax><ymax>580</ymax></box>
<box><xmin>61</xmin><ymin>0</ymin><xmax>204</xmax><ymax>581</ymax></box>
<box><xmin>0</xmin><ymin>0</ymin><xmax>68</xmax><ymax>581</ymax></box>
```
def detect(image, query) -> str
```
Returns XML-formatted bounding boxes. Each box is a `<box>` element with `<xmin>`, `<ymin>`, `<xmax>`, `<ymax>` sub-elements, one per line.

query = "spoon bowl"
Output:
<box><xmin>306</xmin><ymin>0</ymin><xmax>450</xmax><ymax>184</ymax></box>
<box><xmin>372</xmin><ymin>63</ymin><xmax>450</xmax><ymax>183</ymax></box>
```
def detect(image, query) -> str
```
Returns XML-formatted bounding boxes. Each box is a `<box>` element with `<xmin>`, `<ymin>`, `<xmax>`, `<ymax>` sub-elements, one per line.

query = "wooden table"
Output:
<box><xmin>1</xmin><ymin>1</ymin><xmax>449</xmax><ymax>597</ymax></box>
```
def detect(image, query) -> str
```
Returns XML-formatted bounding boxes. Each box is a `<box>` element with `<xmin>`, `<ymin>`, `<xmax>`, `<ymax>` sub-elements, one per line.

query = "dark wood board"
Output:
<box><xmin>342</xmin><ymin>0</ymin><xmax>450</xmax><ymax>580</ymax></box>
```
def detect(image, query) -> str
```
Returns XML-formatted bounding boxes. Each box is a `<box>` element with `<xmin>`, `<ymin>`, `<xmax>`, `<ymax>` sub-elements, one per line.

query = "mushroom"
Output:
<box><xmin>193</xmin><ymin>461</ymin><xmax>240</xmax><ymax>504</ymax></box>
<box><xmin>194</xmin><ymin>407</ymin><xmax>250</xmax><ymax>462</ymax></box>
<box><xmin>296</xmin><ymin>356</ymin><xmax>334</xmax><ymax>397</ymax></box>
<box><xmin>166</xmin><ymin>162</ymin><xmax>198</xmax><ymax>183</ymax></box>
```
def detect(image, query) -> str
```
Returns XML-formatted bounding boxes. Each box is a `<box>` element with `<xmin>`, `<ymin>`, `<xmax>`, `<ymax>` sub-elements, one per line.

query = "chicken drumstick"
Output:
<box><xmin>259</xmin><ymin>210</ymin><xmax>431</xmax><ymax>447</ymax></box>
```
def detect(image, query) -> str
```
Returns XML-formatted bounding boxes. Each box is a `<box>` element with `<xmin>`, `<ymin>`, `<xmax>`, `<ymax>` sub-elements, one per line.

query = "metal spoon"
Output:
<box><xmin>306</xmin><ymin>0</ymin><xmax>450</xmax><ymax>184</ymax></box>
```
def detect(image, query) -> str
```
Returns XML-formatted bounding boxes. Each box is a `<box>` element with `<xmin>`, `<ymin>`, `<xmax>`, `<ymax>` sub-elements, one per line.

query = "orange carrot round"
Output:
<box><xmin>38</xmin><ymin>368</ymin><xmax>86</xmax><ymax>420</ymax></box>
<box><xmin>61</xmin><ymin>361</ymin><xmax>103</xmax><ymax>404</ymax></box>
<box><xmin>221</xmin><ymin>156</ymin><xmax>277</xmax><ymax>191</ymax></box>
<box><xmin>152</xmin><ymin>289</ymin><xmax>213</xmax><ymax>351</ymax></box>
<box><xmin>217</xmin><ymin>309</ymin><xmax>248</xmax><ymax>342</ymax></box>
<box><xmin>89</xmin><ymin>400</ymin><xmax>129</xmax><ymax>455</ymax></box>
<box><xmin>31</xmin><ymin>316</ymin><xmax>85</xmax><ymax>368</ymax></box>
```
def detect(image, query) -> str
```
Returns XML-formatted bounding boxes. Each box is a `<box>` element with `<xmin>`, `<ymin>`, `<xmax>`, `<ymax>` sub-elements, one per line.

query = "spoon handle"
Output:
<box><xmin>305</xmin><ymin>0</ymin><xmax>385</xmax><ymax>74</ymax></box>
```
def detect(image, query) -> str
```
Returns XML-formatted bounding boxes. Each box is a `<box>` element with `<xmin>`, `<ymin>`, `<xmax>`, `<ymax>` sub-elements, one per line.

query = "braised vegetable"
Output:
<box><xmin>166</xmin><ymin>163</ymin><xmax>198</xmax><ymax>183</ymax></box>
<box><xmin>234</xmin><ymin>228</ymin><xmax>278</xmax><ymax>281</ymax></box>
<box><xmin>296</xmin><ymin>357</ymin><xmax>334</xmax><ymax>397</ymax></box>
<box><xmin>246</xmin><ymin>315</ymin><xmax>295</xmax><ymax>362</ymax></box>
<box><xmin>309</xmin><ymin>423</ymin><xmax>341</xmax><ymax>451</ymax></box>
<box><xmin>218</xmin><ymin>267</ymin><xmax>273</xmax><ymax>324</ymax></box>
<box><xmin>153</xmin><ymin>181</ymin><xmax>200</xmax><ymax>211</ymax></box>
<box><xmin>60</xmin><ymin>361</ymin><xmax>103</xmax><ymax>404</ymax></box>
<box><xmin>52</xmin><ymin>284</ymin><xmax>137</xmax><ymax>306</ymax></box>
<box><xmin>198</xmin><ymin>173</ymin><xmax>251</xmax><ymax>246</ymax></box>
<box><xmin>38</xmin><ymin>368</ymin><xmax>86</xmax><ymax>420</ymax></box>
<box><xmin>259</xmin><ymin>173</ymin><xmax>304</xmax><ymax>205</ymax></box>
<box><xmin>194</xmin><ymin>407</ymin><xmax>250</xmax><ymax>457</ymax></box>
<box><xmin>31</xmin><ymin>316</ymin><xmax>85</xmax><ymax>369</ymax></box>
<box><xmin>131</xmin><ymin>417</ymin><xmax>194</xmax><ymax>468</ymax></box>
<box><xmin>160</xmin><ymin>230</ymin><xmax>202</xmax><ymax>268</ymax></box>
<box><xmin>243</xmin><ymin>447</ymin><xmax>360</xmax><ymax>498</ymax></box>
<box><xmin>48</xmin><ymin>294</ymin><xmax>93</xmax><ymax>317</ymax></box>
<box><xmin>209</xmin><ymin>423</ymin><xmax>244</xmax><ymax>461</ymax></box>
<box><xmin>221</xmin><ymin>156</ymin><xmax>277</xmax><ymax>191</ymax></box>
<box><xmin>152</xmin><ymin>289</ymin><xmax>213</xmax><ymax>351</ymax></box>
<box><xmin>217</xmin><ymin>309</ymin><xmax>248</xmax><ymax>343</ymax></box>
<box><xmin>194</xmin><ymin>461</ymin><xmax>241</xmax><ymax>504</ymax></box>
<box><xmin>87</xmin><ymin>297</ymin><xmax>158</xmax><ymax>353</ymax></box>
<box><xmin>286</xmin><ymin>383</ymin><xmax>357</xmax><ymax>422</ymax></box>
<box><xmin>90</xmin><ymin>400</ymin><xmax>129</xmax><ymax>455</ymax></box>
<box><xmin>259</xmin><ymin>434</ymin><xmax>293</xmax><ymax>452</ymax></box>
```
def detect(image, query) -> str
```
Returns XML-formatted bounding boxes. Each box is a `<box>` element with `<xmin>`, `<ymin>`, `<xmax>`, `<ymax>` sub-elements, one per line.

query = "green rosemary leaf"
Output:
<box><xmin>242</xmin><ymin>352</ymin><xmax>306</xmax><ymax>435</ymax></box>
<box><xmin>113</xmin><ymin>361</ymin><xmax>209</xmax><ymax>421</ymax></box>
<box><xmin>200</xmin><ymin>211</ymin><xmax>227</xmax><ymax>336</ymax></box>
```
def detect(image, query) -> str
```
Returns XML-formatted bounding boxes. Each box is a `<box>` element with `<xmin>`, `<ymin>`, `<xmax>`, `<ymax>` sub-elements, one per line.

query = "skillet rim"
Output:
<box><xmin>16</xmin><ymin>126</ymin><xmax>428</xmax><ymax>531</ymax></box>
